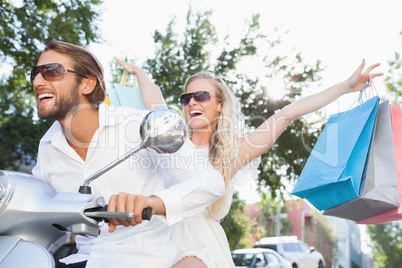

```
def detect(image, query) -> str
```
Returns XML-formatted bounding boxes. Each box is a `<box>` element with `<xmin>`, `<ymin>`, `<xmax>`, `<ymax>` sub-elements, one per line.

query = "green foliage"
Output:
<box><xmin>221</xmin><ymin>192</ymin><xmax>251</xmax><ymax>250</ymax></box>
<box><xmin>254</xmin><ymin>193</ymin><xmax>289</xmax><ymax>238</ymax></box>
<box><xmin>144</xmin><ymin>8</ymin><xmax>217</xmax><ymax>106</ymax></box>
<box><xmin>0</xmin><ymin>0</ymin><xmax>102</xmax><ymax>170</ymax></box>
<box><xmin>385</xmin><ymin>31</ymin><xmax>402</xmax><ymax>105</ymax></box>
<box><xmin>385</xmin><ymin>50</ymin><xmax>402</xmax><ymax>105</ymax></box>
<box><xmin>243</xmin><ymin>57</ymin><xmax>324</xmax><ymax>197</ymax></box>
<box><xmin>368</xmin><ymin>223</ymin><xmax>402</xmax><ymax>268</ymax></box>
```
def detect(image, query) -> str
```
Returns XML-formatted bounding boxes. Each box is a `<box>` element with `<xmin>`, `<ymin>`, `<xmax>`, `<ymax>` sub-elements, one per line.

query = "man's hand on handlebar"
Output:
<box><xmin>107</xmin><ymin>193</ymin><xmax>165</xmax><ymax>233</ymax></box>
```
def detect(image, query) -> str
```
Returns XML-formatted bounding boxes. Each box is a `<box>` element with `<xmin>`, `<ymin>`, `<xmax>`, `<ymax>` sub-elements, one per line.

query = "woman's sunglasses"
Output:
<box><xmin>30</xmin><ymin>63</ymin><xmax>88</xmax><ymax>84</ymax></box>
<box><xmin>180</xmin><ymin>91</ymin><xmax>213</xmax><ymax>106</ymax></box>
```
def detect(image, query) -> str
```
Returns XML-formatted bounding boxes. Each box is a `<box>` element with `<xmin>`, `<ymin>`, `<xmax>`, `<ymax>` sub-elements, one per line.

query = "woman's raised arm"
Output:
<box><xmin>237</xmin><ymin>59</ymin><xmax>383</xmax><ymax>169</ymax></box>
<box><xmin>117</xmin><ymin>59</ymin><xmax>166</xmax><ymax>110</ymax></box>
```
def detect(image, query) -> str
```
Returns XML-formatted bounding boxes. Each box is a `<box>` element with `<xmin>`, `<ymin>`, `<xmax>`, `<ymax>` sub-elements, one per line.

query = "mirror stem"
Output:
<box><xmin>79</xmin><ymin>144</ymin><xmax>145</xmax><ymax>193</ymax></box>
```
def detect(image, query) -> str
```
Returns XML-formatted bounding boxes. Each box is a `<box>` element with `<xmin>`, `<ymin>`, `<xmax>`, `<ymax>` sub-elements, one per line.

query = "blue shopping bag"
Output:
<box><xmin>292</xmin><ymin>96</ymin><xmax>379</xmax><ymax>211</ymax></box>
<box><xmin>106</xmin><ymin>71</ymin><xmax>147</xmax><ymax>110</ymax></box>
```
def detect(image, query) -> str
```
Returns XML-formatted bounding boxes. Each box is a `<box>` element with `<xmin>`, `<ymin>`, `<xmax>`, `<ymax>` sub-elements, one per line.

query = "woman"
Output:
<box><xmin>114</xmin><ymin>59</ymin><xmax>382</xmax><ymax>267</ymax></box>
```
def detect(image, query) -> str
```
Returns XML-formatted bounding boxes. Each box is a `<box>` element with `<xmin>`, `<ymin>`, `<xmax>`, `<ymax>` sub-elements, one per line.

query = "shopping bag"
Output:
<box><xmin>291</xmin><ymin>96</ymin><xmax>379</xmax><ymax>211</ymax></box>
<box><xmin>323</xmin><ymin>101</ymin><xmax>399</xmax><ymax>221</ymax></box>
<box><xmin>106</xmin><ymin>70</ymin><xmax>147</xmax><ymax>110</ymax></box>
<box><xmin>357</xmin><ymin>104</ymin><xmax>402</xmax><ymax>224</ymax></box>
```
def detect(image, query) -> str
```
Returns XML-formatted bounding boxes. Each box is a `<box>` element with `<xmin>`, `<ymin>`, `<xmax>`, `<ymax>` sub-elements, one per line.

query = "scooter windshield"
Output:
<box><xmin>0</xmin><ymin>172</ymin><xmax>12</xmax><ymax>212</ymax></box>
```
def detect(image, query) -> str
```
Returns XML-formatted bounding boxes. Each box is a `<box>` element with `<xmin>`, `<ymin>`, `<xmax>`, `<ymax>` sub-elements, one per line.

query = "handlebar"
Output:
<box><xmin>84</xmin><ymin>206</ymin><xmax>152</xmax><ymax>222</ymax></box>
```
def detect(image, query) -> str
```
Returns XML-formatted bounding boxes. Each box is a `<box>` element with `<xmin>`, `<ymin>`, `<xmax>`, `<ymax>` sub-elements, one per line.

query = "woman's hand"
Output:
<box><xmin>116</xmin><ymin>59</ymin><xmax>144</xmax><ymax>76</ymax></box>
<box><xmin>346</xmin><ymin>59</ymin><xmax>383</xmax><ymax>93</ymax></box>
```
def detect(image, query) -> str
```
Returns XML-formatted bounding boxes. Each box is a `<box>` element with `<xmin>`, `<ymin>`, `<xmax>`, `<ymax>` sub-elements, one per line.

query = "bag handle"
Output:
<box><xmin>105</xmin><ymin>68</ymin><xmax>138</xmax><ymax>106</ymax></box>
<box><xmin>347</xmin><ymin>76</ymin><xmax>378</xmax><ymax>111</ymax></box>
<box><xmin>361</xmin><ymin>76</ymin><xmax>378</xmax><ymax>100</ymax></box>
<box><xmin>121</xmin><ymin>70</ymin><xmax>138</xmax><ymax>88</ymax></box>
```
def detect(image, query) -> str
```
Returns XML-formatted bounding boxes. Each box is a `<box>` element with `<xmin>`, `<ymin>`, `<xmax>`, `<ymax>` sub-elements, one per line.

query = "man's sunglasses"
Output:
<box><xmin>180</xmin><ymin>91</ymin><xmax>213</xmax><ymax>106</ymax></box>
<box><xmin>30</xmin><ymin>63</ymin><xmax>88</xmax><ymax>84</ymax></box>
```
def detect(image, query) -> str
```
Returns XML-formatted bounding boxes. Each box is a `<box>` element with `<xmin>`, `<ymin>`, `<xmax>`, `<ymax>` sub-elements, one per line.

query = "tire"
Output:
<box><xmin>318</xmin><ymin>260</ymin><xmax>324</xmax><ymax>268</ymax></box>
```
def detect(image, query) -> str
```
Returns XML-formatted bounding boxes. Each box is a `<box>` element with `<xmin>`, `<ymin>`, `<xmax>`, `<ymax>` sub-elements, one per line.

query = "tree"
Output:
<box><xmin>221</xmin><ymin>192</ymin><xmax>251</xmax><ymax>250</ymax></box>
<box><xmin>368</xmin><ymin>223</ymin><xmax>402</xmax><ymax>268</ymax></box>
<box><xmin>0</xmin><ymin>0</ymin><xmax>102</xmax><ymax>170</ymax></box>
<box><xmin>253</xmin><ymin>193</ymin><xmax>291</xmax><ymax>239</ymax></box>
<box><xmin>144</xmin><ymin>8</ymin><xmax>218</xmax><ymax>106</ymax></box>
<box><xmin>384</xmin><ymin>32</ymin><xmax>402</xmax><ymax>105</ymax></box>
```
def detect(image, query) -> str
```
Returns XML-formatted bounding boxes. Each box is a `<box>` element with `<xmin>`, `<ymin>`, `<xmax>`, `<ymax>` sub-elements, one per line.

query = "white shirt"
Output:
<box><xmin>32</xmin><ymin>104</ymin><xmax>225</xmax><ymax>268</ymax></box>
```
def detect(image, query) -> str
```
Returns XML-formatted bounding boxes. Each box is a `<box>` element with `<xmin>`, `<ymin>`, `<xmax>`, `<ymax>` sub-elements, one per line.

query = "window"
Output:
<box><xmin>282</xmin><ymin>242</ymin><xmax>302</xmax><ymax>252</ymax></box>
<box><xmin>298</xmin><ymin>241</ymin><xmax>311</xmax><ymax>253</ymax></box>
<box><xmin>254</xmin><ymin>244</ymin><xmax>277</xmax><ymax>251</ymax></box>
<box><xmin>265</xmin><ymin>253</ymin><xmax>280</xmax><ymax>265</ymax></box>
<box><xmin>255</xmin><ymin>253</ymin><xmax>266</xmax><ymax>265</ymax></box>
<box><xmin>232</xmin><ymin>253</ymin><xmax>254</xmax><ymax>266</ymax></box>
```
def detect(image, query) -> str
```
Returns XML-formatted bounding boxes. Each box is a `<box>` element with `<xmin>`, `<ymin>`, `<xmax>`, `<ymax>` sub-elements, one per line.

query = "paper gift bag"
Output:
<box><xmin>357</xmin><ymin>104</ymin><xmax>402</xmax><ymax>224</ymax></box>
<box><xmin>292</xmin><ymin>96</ymin><xmax>379</xmax><ymax>211</ymax></box>
<box><xmin>106</xmin><ymin>70</ymin><xmax>147</xmax><ymax>110</ymax></box>
<box><xmin>324</xmin><ymin>101</ymin><xmax>399</xmax><ymax>221</ymax></box>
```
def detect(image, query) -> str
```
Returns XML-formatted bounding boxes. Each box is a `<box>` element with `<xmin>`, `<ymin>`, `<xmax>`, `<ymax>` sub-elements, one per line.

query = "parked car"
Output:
<box><xmin>232</xmin><ymin>248</ymin><xmax>292</xmax><ymax>268</ymax></box>
<box><xmin>253</xmin><ymin>236</ymin><xmax>325</xmax><ymax>268</ymax></box>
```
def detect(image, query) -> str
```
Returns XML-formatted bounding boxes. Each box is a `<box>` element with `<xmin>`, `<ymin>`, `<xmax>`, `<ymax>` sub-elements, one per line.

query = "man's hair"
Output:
<box><xmin>44</xmin><ymin>40</ymin><xmax>106</xmax><ymax>105</ymax></box>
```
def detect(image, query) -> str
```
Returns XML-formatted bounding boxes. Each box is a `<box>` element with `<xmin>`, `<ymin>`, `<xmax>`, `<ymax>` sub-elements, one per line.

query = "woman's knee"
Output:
<box><xmin>172</xmin><ymin>256</ymin><xmax>207</xmax><ymax>268</ymax></box>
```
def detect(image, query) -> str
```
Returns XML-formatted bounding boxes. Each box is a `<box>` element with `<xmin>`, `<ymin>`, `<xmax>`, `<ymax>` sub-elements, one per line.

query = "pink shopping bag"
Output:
<box><xmin>357</xmin><ymin>104</ymin><xmax>402</xmax><ymax>224</ymax></box>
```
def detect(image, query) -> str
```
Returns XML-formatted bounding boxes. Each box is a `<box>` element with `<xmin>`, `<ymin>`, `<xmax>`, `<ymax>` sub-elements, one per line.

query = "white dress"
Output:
<box><xmin>172</xmin><ymin>147</ymin><xmax>261</xmax><ymax>268</ymax></box>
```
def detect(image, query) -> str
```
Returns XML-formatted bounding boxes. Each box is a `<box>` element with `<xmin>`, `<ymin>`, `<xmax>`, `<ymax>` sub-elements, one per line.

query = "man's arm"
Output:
<box><xmin>107</xmin><ymin>139</ymin><xmax>225</xmax><ymax>231</ymax></box>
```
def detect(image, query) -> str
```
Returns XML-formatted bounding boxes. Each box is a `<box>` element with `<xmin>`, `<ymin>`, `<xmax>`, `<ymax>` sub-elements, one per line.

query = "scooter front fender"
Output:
<box><xmin>0</xmin><ymin>236</ymin><xmax>54</xmax><ymax>268</ymax></box>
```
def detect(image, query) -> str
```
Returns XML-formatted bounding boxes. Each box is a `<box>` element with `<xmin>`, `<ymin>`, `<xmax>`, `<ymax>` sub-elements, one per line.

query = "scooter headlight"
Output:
<box><xmin>0</xmin><ymin>171</ymin><xmax>13</xmax><ymax>213</ymax></box>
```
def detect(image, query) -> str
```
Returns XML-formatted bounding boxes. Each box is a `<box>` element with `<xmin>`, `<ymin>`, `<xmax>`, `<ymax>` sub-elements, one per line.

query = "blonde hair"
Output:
<box><xmin>184</xmin><ymin>72</ymin><xmax>240</xmax><ymax>216</ymax></box>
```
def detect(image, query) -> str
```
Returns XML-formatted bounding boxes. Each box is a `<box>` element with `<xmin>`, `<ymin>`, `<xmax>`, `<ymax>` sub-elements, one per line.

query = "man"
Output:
<box><xmin>31</xmin><ymin>40</ymin><xmax>224</xmax><ymax>268</ymax></box>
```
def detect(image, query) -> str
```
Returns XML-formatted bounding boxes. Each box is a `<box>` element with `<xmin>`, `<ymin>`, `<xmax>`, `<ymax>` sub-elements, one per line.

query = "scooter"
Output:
<box><xmin>0</xmin><ymin>108</ymin><xmax>186</xmax><ymax>268</ymax></box>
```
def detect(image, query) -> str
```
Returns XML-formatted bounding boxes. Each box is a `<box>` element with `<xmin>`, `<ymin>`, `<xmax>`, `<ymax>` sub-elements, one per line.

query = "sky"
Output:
<box><xmin>89</xmin><ymin>0</ymin><xmax>402</xmax><ymax>205</ymax></box>
<box><xmin>91</xmin><ymin>0</ymin><xmax>402</xmax><ymax>98</ymax></box>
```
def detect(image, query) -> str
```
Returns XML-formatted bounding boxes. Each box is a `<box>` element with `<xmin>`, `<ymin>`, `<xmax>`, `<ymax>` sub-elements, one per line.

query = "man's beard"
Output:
<box><xmin>38</xmin><ymin>83</ymin><xmax>80</xmax><ymax>121</ymax></box>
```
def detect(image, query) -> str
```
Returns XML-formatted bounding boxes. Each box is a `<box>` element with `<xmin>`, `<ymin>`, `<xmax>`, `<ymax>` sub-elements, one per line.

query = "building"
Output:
<box><xmin>285</xmin><ymin>199</ymin><xmax>314</xmax><ymax>242</ymax></box>
<box><xmin>284</xmin><ymin>199</ymin><xmax>374</xmax><ymax>268</ymax></box>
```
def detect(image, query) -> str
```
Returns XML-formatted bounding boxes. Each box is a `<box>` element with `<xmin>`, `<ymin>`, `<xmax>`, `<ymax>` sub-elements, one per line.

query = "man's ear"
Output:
<box><xmin>81</xmin><ymin>77</ymin><xmax>97</xmax><ymax>95</ymax></box>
